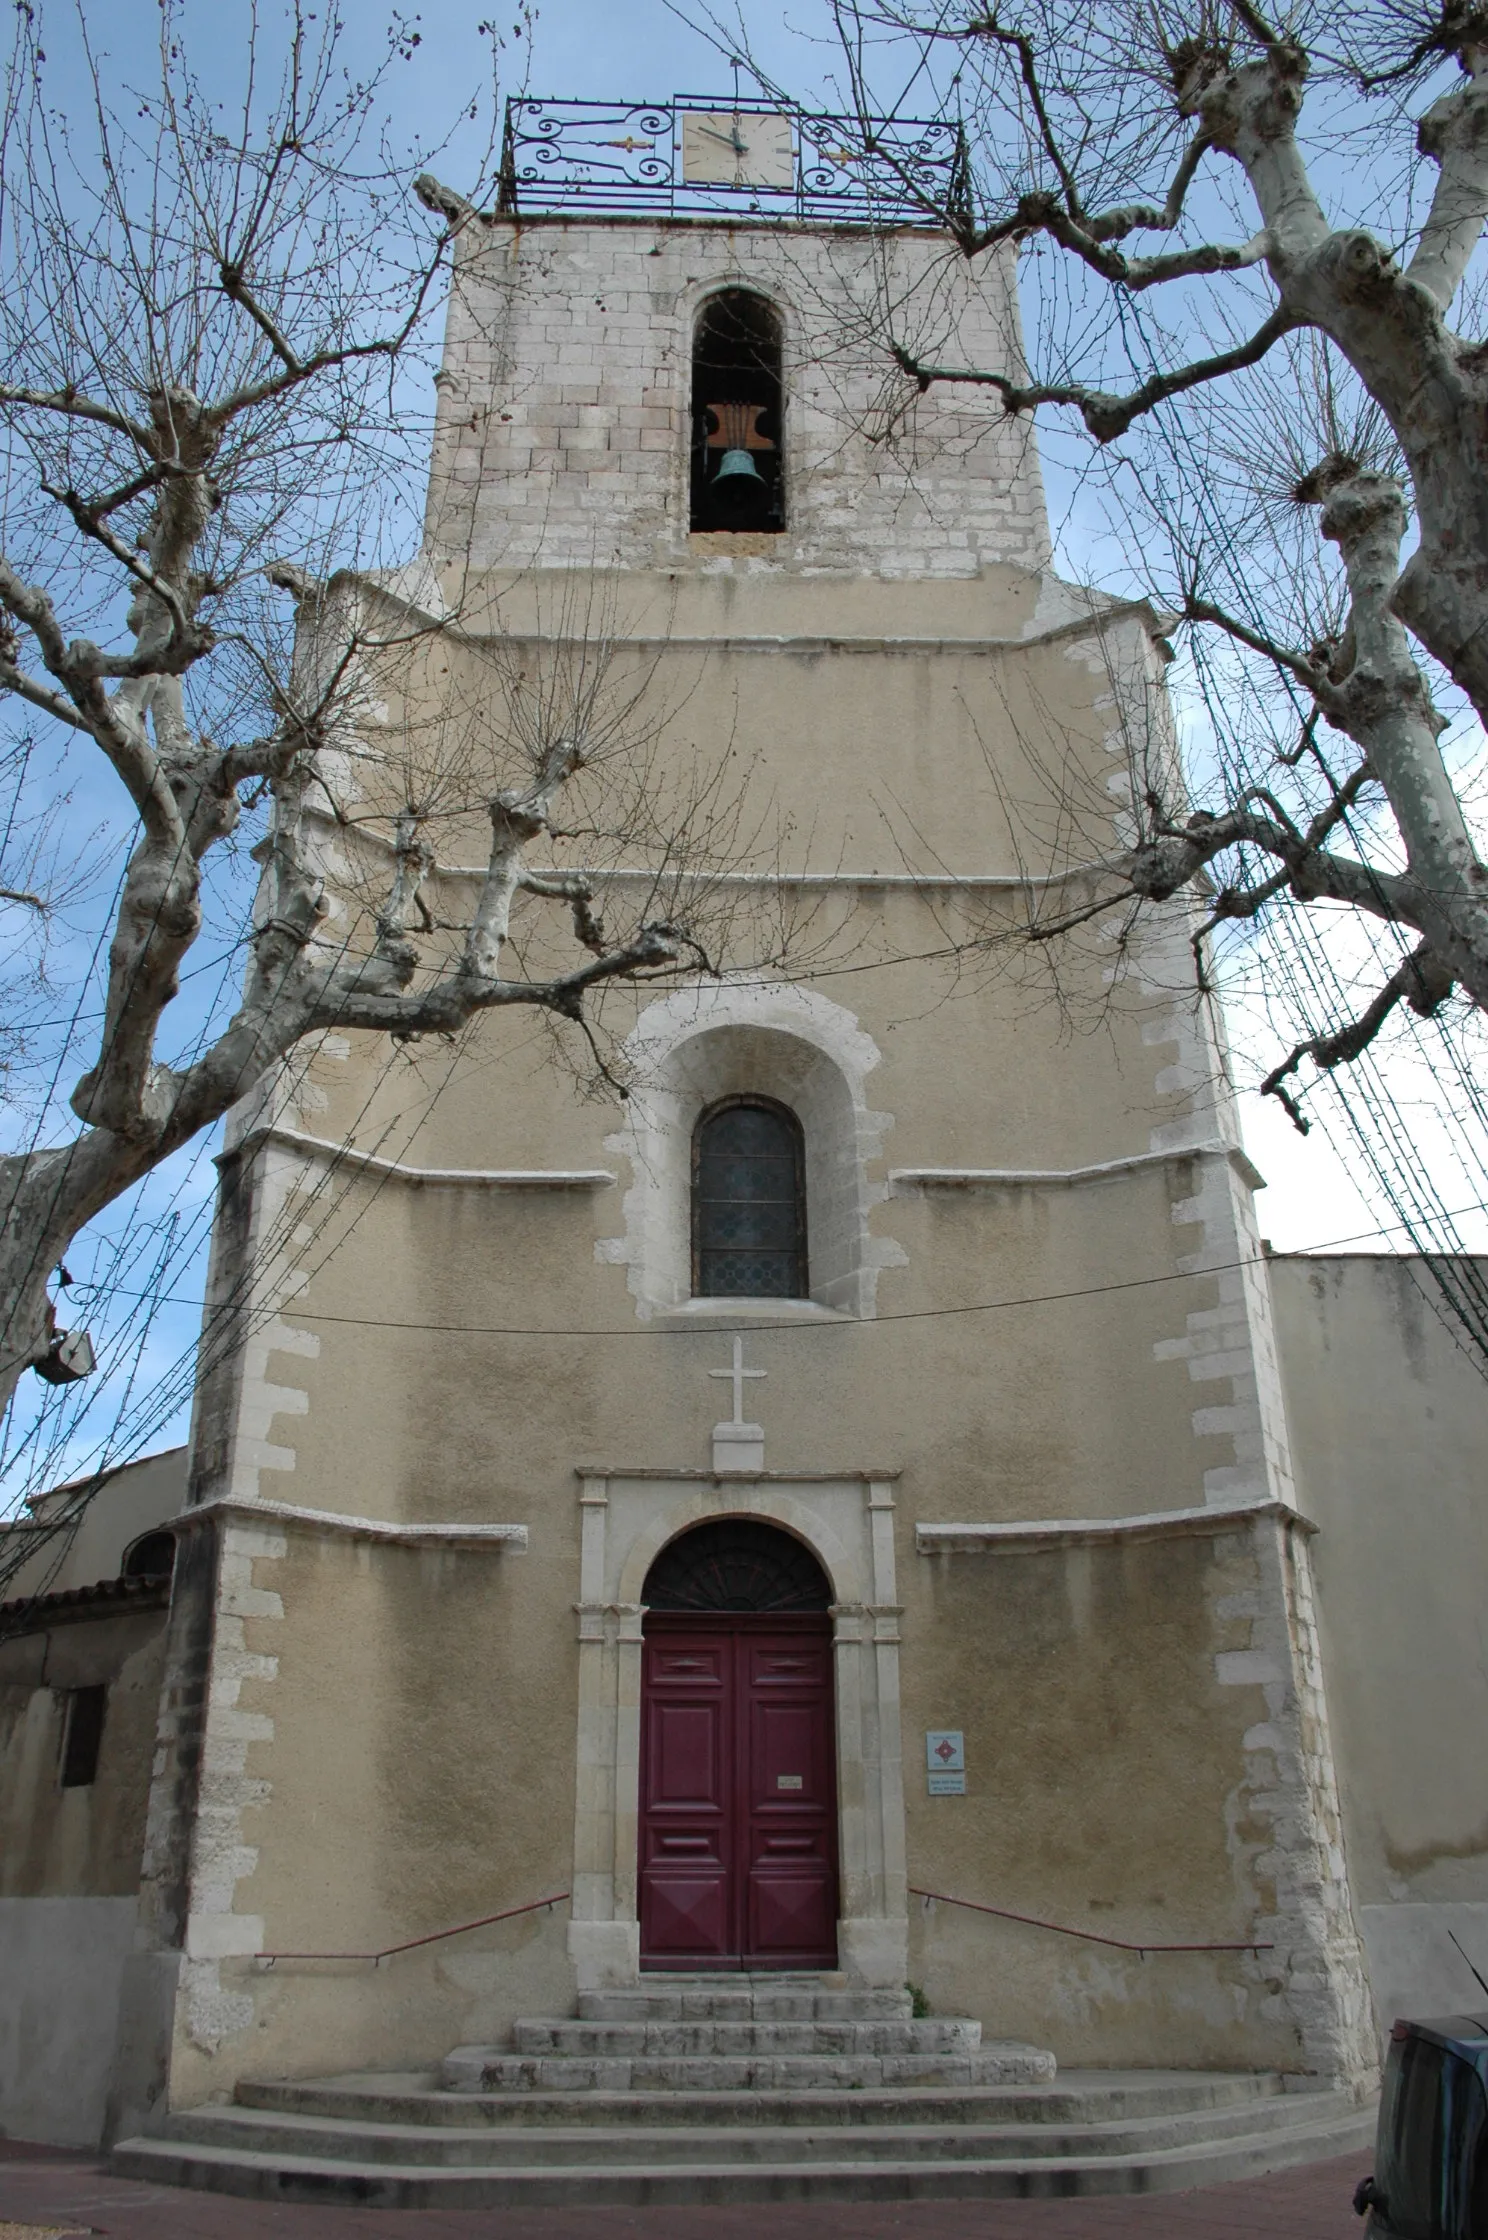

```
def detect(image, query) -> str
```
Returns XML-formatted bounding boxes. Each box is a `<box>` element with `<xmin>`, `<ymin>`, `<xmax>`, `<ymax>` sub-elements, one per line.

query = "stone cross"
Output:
<box><xmin>709</xmin><ymin>1335</ymin><xmax>766</xmax><ymax>1426</ymax></box>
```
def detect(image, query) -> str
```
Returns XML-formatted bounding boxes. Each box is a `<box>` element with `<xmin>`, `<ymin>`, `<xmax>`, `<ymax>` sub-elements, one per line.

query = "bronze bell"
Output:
<box><xmin>705</xmin><ymin>400</ymin><xmax>773</xmax><ymax>526</ymax></box>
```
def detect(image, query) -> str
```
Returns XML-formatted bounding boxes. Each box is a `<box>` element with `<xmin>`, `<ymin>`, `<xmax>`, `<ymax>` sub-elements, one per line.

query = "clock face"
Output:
<box><xmin>680</xmin><ymin>111</ymin><xmax>795</xmax><ymax>191</ymax></box>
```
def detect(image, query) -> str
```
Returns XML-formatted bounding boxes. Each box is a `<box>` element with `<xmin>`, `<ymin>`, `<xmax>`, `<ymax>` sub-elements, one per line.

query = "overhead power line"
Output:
<box><xmin>49</xmin><ymin>1199</ymin><xmax>1488</xmax><ymax>1342</ymax></box>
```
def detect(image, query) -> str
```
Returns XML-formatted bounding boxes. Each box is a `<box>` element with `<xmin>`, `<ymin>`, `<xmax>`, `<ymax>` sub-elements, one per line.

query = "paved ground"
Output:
<box><xmin>0</xmin><ymin>2142</ymin><xmax>1373</xmax><ymax>2238</ymax></box>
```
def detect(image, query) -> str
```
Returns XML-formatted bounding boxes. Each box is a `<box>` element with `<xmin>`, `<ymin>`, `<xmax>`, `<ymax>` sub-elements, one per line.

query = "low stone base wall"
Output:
<box><xmin>0</xmin><ymin>1895</ymin><xmax>137</xmax><ymax>2145</ymax></box>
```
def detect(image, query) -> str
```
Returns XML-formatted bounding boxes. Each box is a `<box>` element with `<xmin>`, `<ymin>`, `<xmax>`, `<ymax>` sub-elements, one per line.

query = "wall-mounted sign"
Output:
<box><xmin>926</xmin><ymin>1729</ymin><xmax>966</xmax><ymax>1795</ymax></box>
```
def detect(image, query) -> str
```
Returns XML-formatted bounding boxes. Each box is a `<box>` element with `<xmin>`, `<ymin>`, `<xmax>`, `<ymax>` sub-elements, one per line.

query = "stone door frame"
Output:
<box><xmin>570</xmin><ymin>1468</ymin><xmax>908</xmax><ymax>1990</ymax></box>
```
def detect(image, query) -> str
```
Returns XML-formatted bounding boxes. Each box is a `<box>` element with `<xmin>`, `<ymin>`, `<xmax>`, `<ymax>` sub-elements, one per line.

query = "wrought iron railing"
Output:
<box><xmin>497</xmin><ymin>97</ymin><xmax>968</xmax><ymax>227</ymax></box>
<box><xmin>255</xmin><ymin>1891</ymin><xmax>569</xmax><ymax>1967</ymax></box>
<box><xmin>909</xmin><ymin>1886</ymin><xmax>1274</xmax><ymax>1959</ymax></box>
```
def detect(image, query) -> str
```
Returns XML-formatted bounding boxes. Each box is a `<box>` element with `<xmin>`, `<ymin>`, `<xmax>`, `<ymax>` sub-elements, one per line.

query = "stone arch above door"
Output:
<box><xmin>599</xmin><ymin>980</ymin><xmax>905</xmax><ymax>1319</ymax></box>
<box><xmin>643</xmin><ymin>1515</ymin><xmax>832</xmax><ymax>1611</ymax></box>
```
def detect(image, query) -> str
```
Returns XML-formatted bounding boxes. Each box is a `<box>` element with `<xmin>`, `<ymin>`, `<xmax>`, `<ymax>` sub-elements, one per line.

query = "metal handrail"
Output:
<box><xmin>908</xmin><ymin>1885</ymin><xmax>1273</xmax><ymax>1959</ymax></box>
<box><xmin>256</xmin><ymin>1891</ymin><xmax>570</xmax><ymax>1967</ymax></box>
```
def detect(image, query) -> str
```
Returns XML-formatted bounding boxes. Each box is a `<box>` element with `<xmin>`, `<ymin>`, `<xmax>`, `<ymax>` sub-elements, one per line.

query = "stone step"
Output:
<box><xmin>112</xmin><ymin>2103</ymin><xmax>1376</xmax><ymax>2207</ymax></box>
<box><xmin>237</xmin><ymin>2066</ymin><xmax>1287</xmax><ymax>2131</ymax></box>
<box><xmin>154</xmin><ymin>2088</ymin><xmax>1359</xmax><ymax>2170</ymax></box>
<box><xmin>238</xmin><ymin>2069</ymin><xmax>1281</xmax><ymax>2123</ymax></box>
<box><xmin>577</xmin><ymin>1979</ymin><xmax>912</xmax><ymax>2022</ymax></box>
<box><xmin>442</xmin><ymin>2046</ymin><xmax>1052</xmax><ymax>2093</ymax></box>
<box><xmin>509</xmin><ymin>2016</ymin><xmax>981</xmax><ymax>2057</ymax></box>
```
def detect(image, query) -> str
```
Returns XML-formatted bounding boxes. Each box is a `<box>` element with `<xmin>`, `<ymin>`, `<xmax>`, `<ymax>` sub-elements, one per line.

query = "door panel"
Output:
<box><xmin>642</xmin><ymin>1871</ymin><xmax>732</xmax><ymax>1959</ymax></box>
<box><xmin>640</xmin><ymin>1634</ymin><xmax>730</xmax><ymax>1961</ymax></box>
<box><xmin>640</xmin><ymin>1616</ymin><xmax>837</xmax><ymax>1968</ymax></box>
<box><xmin>743</xmin><ymin>1638</ymin><xmax>837</xmax><ymax>1964</ymax></box>
<box><xmin>649</xmin><ymin>1703</ymin><xmax>724</xmax><ymax>1804</ymax></box>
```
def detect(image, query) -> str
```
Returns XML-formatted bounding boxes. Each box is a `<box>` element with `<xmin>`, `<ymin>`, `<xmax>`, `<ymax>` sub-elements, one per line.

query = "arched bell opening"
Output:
<box><xmin>689</xmin><ymin>290</ymin><xmax>785</xmax><ymax>533</ymax></box>
<box><xmin>638</xmin><ymin>1516</ymin><xmax>838</xmax><ymax>1970</ymax></box>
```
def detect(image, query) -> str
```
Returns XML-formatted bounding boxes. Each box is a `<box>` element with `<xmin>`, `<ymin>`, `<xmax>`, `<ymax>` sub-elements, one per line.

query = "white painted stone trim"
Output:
<box><xmin>573</xmin><ymin>1466</ymin><xmax>901</xmax><ymax>1483</ymax></box>
<box><xmin>891</xmin><ymin>1143</ymin><xmax>1266</xmax><ymax>1193</ymax></box>
<box><xmin>297</xmin><ymin>804</ymin><xmax>1099</xmax><ymax>893</ymax></box>
<box><xmin>228</xmin><ymin>1126</ymin><xmax>615</xmax><ymax>1191</ymax></box>
<box><xmin>176</xmin><ymin>1495</ymin><xmax>528</xmax><ymax>1552</ymax></box>
<box><xmin>653</xmin><ymin>1297</ymin><xmax>855</xmax><ymax>1326</ymax></box>
<box><xmin>448</xmin><ymin>866</ymin><xmax>1096</xmax><ymax>890</ymax></box>
<box><xmin>324</xmin><ymin>598</ymin><xmax>1160</xmax><ymax>660</ymax></box>
<box><xmin>915</xmin><ymin>1495</ymin><xmax>1315</xmax><ymax>1557</ymax></box>
<box><xmin>296</xmin><ymin>806</ymin><xmax>1101</xmax><ymax>892</ymax></box>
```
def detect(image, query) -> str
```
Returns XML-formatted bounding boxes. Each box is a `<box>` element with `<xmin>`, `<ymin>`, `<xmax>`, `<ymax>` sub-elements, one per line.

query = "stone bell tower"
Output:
<box><xmin>422</xmin><ymin>97</ymin><xmax>1051</xmax><ymax>579</ymax></box>
<box><xmin>109</xmin><ymin>90</ymin><xmax>1379</xmax><ymax>2176</ymax></box>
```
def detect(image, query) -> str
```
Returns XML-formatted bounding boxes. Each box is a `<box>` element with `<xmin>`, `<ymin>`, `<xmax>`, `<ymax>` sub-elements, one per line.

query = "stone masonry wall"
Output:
<box><xmin>425</xmin><ymin>217</ymin><xmax>1051</xmax><ymax>577</ymax></box>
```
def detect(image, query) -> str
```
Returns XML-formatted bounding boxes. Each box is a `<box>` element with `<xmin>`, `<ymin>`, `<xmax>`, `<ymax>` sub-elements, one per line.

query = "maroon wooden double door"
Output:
<box><xmin>639</xmin><ymin>1613</ymin><xmax>838</xmax><ymax>1969</ymax></box>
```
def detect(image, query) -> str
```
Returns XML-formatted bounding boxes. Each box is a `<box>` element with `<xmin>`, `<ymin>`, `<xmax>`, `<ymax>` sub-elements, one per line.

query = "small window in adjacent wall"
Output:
<box><xmin>123</xmin><ymin>1531</ymin><xmax>176</xmax><ymax>1582</ymax></box>
<box><xmin>690</xmin><ymin>291</ymin><xmax>785</xmax><ymax>533</ymax></box>
<box><xmin>692</xmin><ymin>1096</ymin><xmax>807</xmax><ymax>1297</ymax></box>
<box><xmin>60</xmin><ymin>1683</ymin><xmax>107</xmax><ymax>1789</ymax></box>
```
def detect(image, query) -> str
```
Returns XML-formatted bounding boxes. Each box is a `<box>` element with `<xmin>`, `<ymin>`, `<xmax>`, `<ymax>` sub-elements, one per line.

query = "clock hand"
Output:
<box><xmin>697</xmin><ymin>125</ymin><xmax>750</xmax><ymax>153</ymax></box>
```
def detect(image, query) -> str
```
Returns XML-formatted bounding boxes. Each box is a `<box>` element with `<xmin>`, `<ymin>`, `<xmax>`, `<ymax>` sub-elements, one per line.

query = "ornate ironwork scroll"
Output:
<box><xmin>643</xmin><ymin>1518</ymin><xmax>832</xmax><ymax>1612</ymax></box>
<box><xmin>497</xmin><ymin>97</ymin><xmax>969</xmax><ymax>227</ymax></box>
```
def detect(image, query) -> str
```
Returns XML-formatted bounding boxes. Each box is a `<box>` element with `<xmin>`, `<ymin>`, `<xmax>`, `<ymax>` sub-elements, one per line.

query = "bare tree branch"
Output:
<box><xmin>893</xmin><ymin>308</ymin><xmax>1294</xmax><ymax>443</ymax></box>
<box><xmin>0</xmin><ymin>383</ymin><xmax>151</xmax><ymax>444</ymax></box>
<box><xmin>1262</xmin><ymin>943</ymin><xmax>1457</xmax><ymax>1131</ymax></box>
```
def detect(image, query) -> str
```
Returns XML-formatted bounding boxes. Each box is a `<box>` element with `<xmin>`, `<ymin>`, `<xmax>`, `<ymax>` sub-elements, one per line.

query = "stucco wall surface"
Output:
<box><xmin>161</xmin><ymin>1523</ymin><xmax>569</xmax><ymax>2105</ymax></box>
<box><xmin>1271</xmin><ymin>1254</ymin><xmax>1488</xmax><ymax>2031</ymax></box>
<box><xmin>901</xmin><ymin>1511</ymin><xmax>1369</xmax><ymax>2076</ymax></box>
<box><xmin>0</xmin><ymin>1609</ymin><xmax>169</xmax><ymax>1899</ymax></box>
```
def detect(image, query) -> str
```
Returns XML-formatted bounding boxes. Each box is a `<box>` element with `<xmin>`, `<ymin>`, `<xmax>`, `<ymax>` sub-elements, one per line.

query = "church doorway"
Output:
<box><xmin>638</xmin><ymin>1518</ymin><xmax>838</xmax><ymax>1970</ymax></box>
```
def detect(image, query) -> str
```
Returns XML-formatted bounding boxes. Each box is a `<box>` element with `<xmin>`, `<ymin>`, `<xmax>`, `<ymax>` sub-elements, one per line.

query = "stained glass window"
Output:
<box><xmin>692</xmin><ymin>1097</ymin><xmax>807</xmax><ymax>1298</ymax></box>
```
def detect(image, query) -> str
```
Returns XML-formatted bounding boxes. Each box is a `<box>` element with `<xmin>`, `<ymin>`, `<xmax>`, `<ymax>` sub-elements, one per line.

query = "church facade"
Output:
<box><xmin>9</xmin><ymin>123</ymin><xmax>1487</xmax><ymax>2161</ymax></box>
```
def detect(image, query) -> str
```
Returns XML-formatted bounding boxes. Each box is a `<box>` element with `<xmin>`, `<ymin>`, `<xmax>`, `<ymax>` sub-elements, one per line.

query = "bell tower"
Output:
<box><xmin>424</xmin><ymin>95</ymin><xmax>1052</xmax><ymax>577</ymax></box>
<box><xmin>123</xmin><ymin>87</ymin><xmax>1379</xmax><ymax>2134</ymax></box>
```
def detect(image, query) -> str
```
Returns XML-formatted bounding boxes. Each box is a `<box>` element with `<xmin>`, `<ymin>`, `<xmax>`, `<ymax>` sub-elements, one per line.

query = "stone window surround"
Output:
<box><xmin>569</xmin><ymin>1466</ymin><xmax>908</xmax><ymax>1993</ymax></box>
<box><xmin>599</xmin><ymin>979</ymin><xmax>903</xmax><ymax>1320</ymax></box>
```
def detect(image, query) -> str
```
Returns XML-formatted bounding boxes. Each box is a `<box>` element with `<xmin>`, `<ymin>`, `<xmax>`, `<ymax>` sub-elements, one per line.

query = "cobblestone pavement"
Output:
<box><xmin>0</xmin><ymin>2143</ymin><xmax>1372</xmax><ymax>2238</ymax></box>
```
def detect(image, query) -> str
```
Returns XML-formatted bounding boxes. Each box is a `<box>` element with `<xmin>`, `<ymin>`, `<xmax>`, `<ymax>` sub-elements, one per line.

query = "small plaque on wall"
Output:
<box><xmin>926</xmin><ymin>1729</ymin><xmax>966</xmax><ymax>1795</ymax></box>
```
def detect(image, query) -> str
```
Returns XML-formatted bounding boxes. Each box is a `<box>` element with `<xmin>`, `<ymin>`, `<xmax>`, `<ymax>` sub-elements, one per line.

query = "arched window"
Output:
<box><xmin>643</xmin><ymin>1517</ymin><xmax>831</xmax><ymax>1611</ymax></box>
<box><xmin>690</xmin><ymin>291</ymin><xmax>784</xmax><ymax>533</ymax></box>
<box><xmin>692</xmin><ymin>1096</ymin><xmax>807</xmax><ymax>1298</ymax></box>
<box><xmin>122</xmin><ymin>1530</ymin><xmax>176</xmax><ymax>1582</ymax></box>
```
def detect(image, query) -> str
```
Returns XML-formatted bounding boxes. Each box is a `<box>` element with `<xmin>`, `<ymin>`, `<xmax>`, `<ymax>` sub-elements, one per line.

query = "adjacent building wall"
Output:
<box><xmin>1272</xmin><ymin>1254</ymin><xmax>1488</xmax><ymax>2034</ymax></box>
<box><xmin>0</xmin><ymin>1451</ymin><xmax>185</xmax><ymax>2146</ymax></box>
<box><xmin>1</xmin><ymin>1446</ymin><xmax>188</xmax><ymax>1602</ymax></box>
